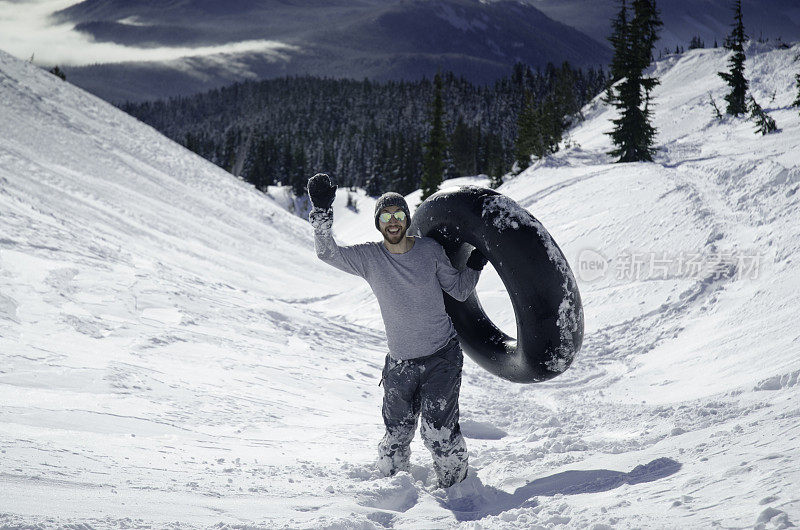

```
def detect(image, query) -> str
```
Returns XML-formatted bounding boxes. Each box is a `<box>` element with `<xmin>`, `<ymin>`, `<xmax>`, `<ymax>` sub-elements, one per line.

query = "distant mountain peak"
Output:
<box><xmin>59</xmin><ymin>0</ymin><xmax>610</xmax><ymax>102</ymax></box>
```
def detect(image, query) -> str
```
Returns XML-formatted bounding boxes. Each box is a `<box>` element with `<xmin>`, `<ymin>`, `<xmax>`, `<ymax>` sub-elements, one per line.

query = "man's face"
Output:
<box><xmin>379</xmin><ymin>206</ymin><xmax>407</xmax><ymax>245</ymax></box>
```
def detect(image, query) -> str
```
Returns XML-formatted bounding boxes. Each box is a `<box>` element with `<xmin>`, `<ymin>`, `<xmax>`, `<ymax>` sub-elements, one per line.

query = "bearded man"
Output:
<box><xmin>307</xmin><ymin>173</ymin><xmax>488</xmax><ymax>488</ymax></box>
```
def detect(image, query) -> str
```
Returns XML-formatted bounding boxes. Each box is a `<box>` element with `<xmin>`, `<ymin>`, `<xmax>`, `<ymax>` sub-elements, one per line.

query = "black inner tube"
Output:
<box><xmin>409</xmin><ymin>186</ymin><xmax>584</xmax><ymax>383</ymax></box>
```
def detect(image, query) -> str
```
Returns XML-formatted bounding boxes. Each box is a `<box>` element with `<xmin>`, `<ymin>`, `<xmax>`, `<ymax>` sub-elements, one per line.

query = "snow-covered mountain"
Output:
<box><xmin>49</xmin><ymin>0</ymin><xmax>800</xmax><ymax>103</ymax></box>
<box><xmin>2</xmin><ymin>39</ymin><xmax>800</xmax><ymax>529</ymax></box>
<box><xmin>54</xmin><ymin>0</ymin><xmax>609</xmax><ymax>103</ymax></box>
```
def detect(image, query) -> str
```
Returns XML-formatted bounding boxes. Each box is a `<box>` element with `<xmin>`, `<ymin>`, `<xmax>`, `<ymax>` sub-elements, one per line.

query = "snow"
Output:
<box><xmin>2</xmin><ymin>41</ymin><xmax>800</xmax><ymax>528</ymax></box>
<box><xmin>481</xmin><ymin>193</ymin><xmax>533</xmax><ymax>232</ymax></box>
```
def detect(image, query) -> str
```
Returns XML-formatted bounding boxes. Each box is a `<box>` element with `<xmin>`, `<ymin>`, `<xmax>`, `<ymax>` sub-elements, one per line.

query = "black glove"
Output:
<box><xmin>307</xmin><ymin>173</ymin><xmax>337</xmax><ymax>210</ymax></box>
<box><xmin>466</xmin><ymin>248</ymin><xmax>488</xmax><ymax>271</ymax></box>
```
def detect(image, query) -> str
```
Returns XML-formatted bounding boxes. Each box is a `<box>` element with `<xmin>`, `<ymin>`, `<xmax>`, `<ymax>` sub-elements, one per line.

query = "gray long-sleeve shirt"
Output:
<box><xmin>313</xmin><ymin>216</ymin><xmax>480</xmax><ymax>360</ymax></box>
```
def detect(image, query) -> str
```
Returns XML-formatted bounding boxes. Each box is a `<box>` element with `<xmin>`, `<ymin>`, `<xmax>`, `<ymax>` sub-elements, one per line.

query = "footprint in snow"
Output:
<box><xmin>755</xmin><ymin>507</ymin><xmax>794</xmax><ymax>530</ymax></box>
<box><xmin>460</xmin><ymin>419</ymin><xmax>508</xmax><ymax>440</ymax></box>
<box><xmin>366</xmin><ymin>511</ymin><xmax>396</xmax><ymax>528</ymax></box>
<box><xmin>355</xmin><ymin>473</ymin><xmax>418</xmax><ymax>512</ymax></box>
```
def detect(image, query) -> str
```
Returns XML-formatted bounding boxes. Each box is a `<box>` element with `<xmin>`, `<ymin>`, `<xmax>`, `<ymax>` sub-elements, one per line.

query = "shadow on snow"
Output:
<box><xmin>442</xmin><ymin>457</ymin><xmax>682</xmax><ymax>522</ymax></box>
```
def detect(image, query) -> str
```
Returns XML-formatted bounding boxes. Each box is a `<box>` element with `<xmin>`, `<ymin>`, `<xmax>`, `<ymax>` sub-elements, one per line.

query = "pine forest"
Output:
<box><xmin>121</xmin><ymin>64</ymin><xmax>608</xmax><ymax>197</ymax></box>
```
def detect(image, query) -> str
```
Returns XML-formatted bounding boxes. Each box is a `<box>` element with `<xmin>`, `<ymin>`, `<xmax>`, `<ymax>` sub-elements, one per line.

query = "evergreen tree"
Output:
<box><xmin>279</xmin><ymin>140</ymin><xmax>293</xmax><ymax>185</ymax></box>
<box><xmin>481</xmin><ymin>132</ymin><xmax>504</xmax><ymax>178</ymax></box>
<box><xmin>222</xmin><ymin>129</ymin><xmax>239</xmax><ymax>173</ymax></box>
<box><xmin>718</xmin><ymin>0</ymin><xmax>749</xmax><ymax>116</ymax></box>
<box><xmin>514</xmin><ymin>63</ymin><xmax>583</xmax><ymax>169</ymax></box>
<box><xmin>515</xmin><ymin>92</ymin><xmax>540</xmax><ymax>169</ymax></box>
<box><xmin>484</xmin><ymin>132</ymin><xmax>505</xmax><ymax>187</ymax></box>
<box><xmin>321</xmin><ymin>145</ymin><xmax>336</xmax><ymax>176</ymax></box>
<box><xmin>185</xmin><ymin>132</ymin><xmax>198</xmax><ymax>154</ymax></box>
<box><xmin>554</xmin><ymin>62</ymin><xmax>581</xmax><ymax>122</ymax></box>
<box><xmin>792</xmin><ymin>73</ymin><xmax>800</xmax><ymax>109</ymax></box>
<box><xmin>49</xmin><ymin>65</ymin><xmax>66</xmax><ymax>81</ymax></box>
<box><xmin>748</xmin><ymin>95</ymin><xmax>777</xmax><ymax>135</ymax></box>
<box><xmin>608</xmin><ymin>0</ymin><xmax>630</xmax><ymax>83</ymax></box>
<box><xmin>420</xmin><ymin>73</ymin><xmax>446</xmax><ymax>201</ymax></box>
<box><xmin>450</xmin><ymin>117</ymin><xmax>477</xmax><ymax>177</ymax></box>
<box><xmin>365</xmin><ymin>174</ymin><xmax>383</xmax><ymax>197</ymax></box>
<box><xmin>121</xmin><ymin>67</ymin><xmax>608</xmax><ymax>198</ymax></box>
<box><xmin>540</xmin><ymin>96</ymin><xmax>563</xmax><ymax>154</ymax></box>
<box><xmin>631</xmin><ymin>0</ymin><xmax>662</xmax><ymax>115</ymax></box>
<box><xmin>485</xmin><ymin>134</ymin><xmax>506</xmax><ymax>189</ymax></box>
<box><xmin>632</xmin><ymin>0</ymin><xmax>662</xmax><ymax>67</ymax></box>
<box><xmin>689</xmin><ymin>36</ymin><xmax>705</xmax><ymax>49</ymax></box>
<box><xmin>290</xmin><ymin>147</ymin><xmax>308</xmax><ymax>197</ymax></box>
<box><xmin>606</xmin><ymin>0</ymin><xmax>662</xmax><ymax>162</ymax></box>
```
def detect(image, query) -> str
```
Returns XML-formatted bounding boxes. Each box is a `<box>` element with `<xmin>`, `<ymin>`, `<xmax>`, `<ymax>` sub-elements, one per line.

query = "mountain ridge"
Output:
<box><xmin>53</xmin><ymin>0</ymin><xmax>610</xmax><ymax>102</ymax></box>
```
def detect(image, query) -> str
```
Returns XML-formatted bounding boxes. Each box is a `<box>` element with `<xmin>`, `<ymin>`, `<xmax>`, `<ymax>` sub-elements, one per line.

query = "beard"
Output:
<box><xmin>381</xmin><ymin>223</ymin><xmax>407</xmax><ymax>245</ymax></box>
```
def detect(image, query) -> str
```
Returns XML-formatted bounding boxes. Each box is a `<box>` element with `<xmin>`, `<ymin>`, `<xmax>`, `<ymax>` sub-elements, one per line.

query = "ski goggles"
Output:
<box><xmin>378</xmin><ymin>211</ymin><xmax>407</xmax><ymax>223</ymax></box>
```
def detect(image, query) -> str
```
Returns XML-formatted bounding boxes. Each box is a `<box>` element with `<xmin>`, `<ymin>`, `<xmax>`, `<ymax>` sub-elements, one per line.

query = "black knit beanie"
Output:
<box><xmin>374</xmin><ymin>192</ymin><xmax>411</xmax><ymax>230</ymax></box>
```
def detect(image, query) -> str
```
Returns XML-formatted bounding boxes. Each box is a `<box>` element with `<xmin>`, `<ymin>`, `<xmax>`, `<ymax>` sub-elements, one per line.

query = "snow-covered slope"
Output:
<box><xmin>2</xmin><ymin>41</ymin><xmax>800</xmax><ymax>528</ymax></box>
<box><xmin>0</xmin><ymin>48</ymin><xmax>386</xmax><ymax>527</ymax></box>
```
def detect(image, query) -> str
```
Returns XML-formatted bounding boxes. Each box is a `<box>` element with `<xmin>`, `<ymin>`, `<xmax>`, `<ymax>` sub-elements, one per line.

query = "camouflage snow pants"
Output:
<box><xmin>377</xmin><ymin>338</ymin><xmax>468</xmax><ymax>488</ymax></box>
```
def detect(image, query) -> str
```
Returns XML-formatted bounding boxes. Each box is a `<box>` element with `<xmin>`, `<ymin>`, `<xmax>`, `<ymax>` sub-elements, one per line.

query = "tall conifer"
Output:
<box><xmin>608</xmin><ymin>0</ymin><xmax>629</xmax><ymax>83</ymax></box>
<box><xmin>633</xmin><ymin>0</ymin><xmax>661</xmax><ymax>66</ymax></box>
<box><xmin>792</xmin><ymin>73</ymin><xmax>800</xmax><ymax>109</ymax></box>
<box><xmin>718</xmin><ymin>0</ymin><xmax>749</xmax><ymax>116</ymax></box>
<box><xmin>515</xmin><ymin>92</ymin><xmax>540</xmax><ymax>168</ymax></box>
<box><xmin>290</xmin><ymin>147</ymin><xmax>308</xmax><ymax>197</ymax></box>
<box><xmin>421</xmin><ymin>73</ymin><xmax>446</xmax><ymax>201</ymax></box>
<box><xmin>606</xmin><ymin>0</ymin><xmax>662</xmax><ymax>162</ymax></box>
<box><xmin>450</xmin><ymin>118</ymin><xmax>477</xmax><ymax>177</ymax></box>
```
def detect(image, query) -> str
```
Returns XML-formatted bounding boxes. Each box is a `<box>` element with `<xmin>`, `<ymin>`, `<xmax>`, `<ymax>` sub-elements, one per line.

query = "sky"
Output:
<box><xmin>0</xmin><ymin>0</ymin><xmax>295</xmax><ymax>67</ymax></box>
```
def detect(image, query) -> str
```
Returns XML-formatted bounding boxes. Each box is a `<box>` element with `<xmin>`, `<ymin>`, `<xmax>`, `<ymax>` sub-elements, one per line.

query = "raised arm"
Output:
<box><xmin>308</xmin><ymin>173</ymin><xmax>369</xmax><ymax>278</ymax></box>
<box><xmin>309</xmin><ymin>207</ymin><xmax>370</xmax><ymax>277</ymax></box>
<box><xmin>434</xmin><ymin>243</ymin><xmax>487</xmax><ymax>302</ymax></box>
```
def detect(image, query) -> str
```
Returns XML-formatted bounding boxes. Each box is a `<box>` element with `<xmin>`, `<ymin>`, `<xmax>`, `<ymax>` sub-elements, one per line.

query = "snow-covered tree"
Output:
<box><xmin>122</xmin><ymin>68</ymin><xmax>608</xmax><ymax>195</ymax></box>
<box><xmin>718</xmin><ymin>0</ymin><xmax>749</xmax><ymax>116</ymax></box>
<box><xmin>515</xmin><ymin>63</ymin><xmax>583</xmax><ymax>169</ymax></box>
<box><xmin>792</xmin><ymin>73</ymin><xmax>800</xmax><ymax>110</ymax></box>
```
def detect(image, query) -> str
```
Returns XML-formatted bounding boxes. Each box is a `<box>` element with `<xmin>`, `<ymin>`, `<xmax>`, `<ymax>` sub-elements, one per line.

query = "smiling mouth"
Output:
<box><xmin>387</xmin><ymin>227</ymin><xmax>401</xmax><ymax>235</ymax></box>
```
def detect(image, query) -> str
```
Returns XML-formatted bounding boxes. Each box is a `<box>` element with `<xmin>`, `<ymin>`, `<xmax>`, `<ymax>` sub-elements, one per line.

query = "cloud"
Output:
<box><xmin>0</xmin><ymin>0</ymin><xmax>297</xmax><ymax>66</ymax></box>
<box><xmin>170</xmin><ymin>52</ymin><xmax>278</xmax><ymax>82</ymax></box>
